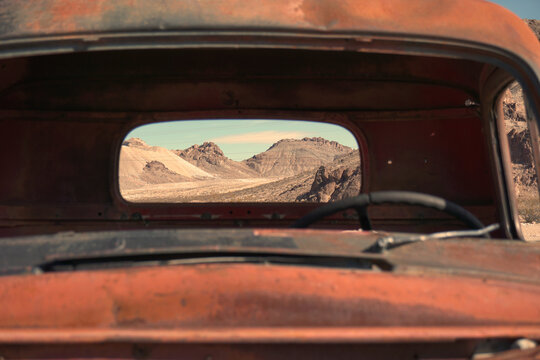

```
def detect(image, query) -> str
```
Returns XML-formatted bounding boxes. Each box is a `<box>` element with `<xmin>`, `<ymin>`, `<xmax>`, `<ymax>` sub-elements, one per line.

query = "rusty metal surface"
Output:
<box><xmin>0</xmin><ymin>262</ymin><xmax>539</xmax><ymax>337</ymax></box>
<box><xmin>0</xmin><ymin>106</ymin><xmax>500</xmax><ymax>233</ymax></box>
<box><xmin>0</xmin><ymin>1</ymin><xmax>538</xmax><ymax>356</ymax></box>
<box><xmin>0</xmin><ymin>342</ymin><xmax>484</xmax><ymax>359</ymax></box>
<box><xmin>0</xmin><ymin>0</ymin><xmax>538</xmax><ymax>69</ymax></box>
<box><xmin>3</xmin><ymin>225</ymin><xmax>540</xmax><ymax>346</ymax></box>
<box><xmin>1</xmin><ymin>228</ymin><xmax>539</xmax><ymax>280</ymax></box>
<box><xmin>0</xmin><ymin>13</ymin><xmax>534</xmax><ymax>235</ymax></box>
<box><xmin>0</xmin><ymin>0</ymin><xmax>538</xmax><ymax>119</ymax></box>
<box><xmin>0</xmin><ymin>50</ymin><xmax>484</xmax><ymax>112</ymax></box>
<box><xmin>0</xmin><ymin>228</ymin><xmax>538</xmax><ymax>346</ymax></box>
<box><xmin>0</xmin><ymin>0</ymin><xmax>537</xmax><ymax>116</ymax></box>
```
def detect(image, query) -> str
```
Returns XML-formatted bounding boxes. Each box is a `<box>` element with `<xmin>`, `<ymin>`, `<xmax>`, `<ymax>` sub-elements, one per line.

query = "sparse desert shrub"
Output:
<box><xmin>517</xmin><ymin>191</ymin><xmax>540</xmax><ymax>224</ymax></box>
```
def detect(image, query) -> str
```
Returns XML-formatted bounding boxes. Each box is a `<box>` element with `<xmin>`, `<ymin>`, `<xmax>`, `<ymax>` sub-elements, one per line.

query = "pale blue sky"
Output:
<box><xmin>126</xmin><ymin>120</ymin><xmax>358</xmax><ymax>161</ymax></box>
<box><xmin>488</xmin><ymin>0</ymin><xmax>540</xmax><ymax>19</ymax></box>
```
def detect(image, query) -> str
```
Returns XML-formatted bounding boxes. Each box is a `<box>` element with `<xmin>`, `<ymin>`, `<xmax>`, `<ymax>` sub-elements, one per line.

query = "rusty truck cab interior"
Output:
<box><xmin>0</xmin><ymin>48</ymin><xmax>533</xmax><ymax>238</ymax></box>
<box><xmin>2</xmin><ymin>1</ymin><xmax>540</xmax><ymax>359</ymax></box>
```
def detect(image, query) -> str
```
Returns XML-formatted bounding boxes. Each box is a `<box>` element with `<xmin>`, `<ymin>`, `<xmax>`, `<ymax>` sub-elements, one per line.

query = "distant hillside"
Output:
<box><xmin>119</xmin><ymin>138</ymin><xmax>213</xmax><ymax>190</ymax></box>
<box><xmin>192</xmin><ymin>150</ymin><xmax>362</xmax><ymax>202</ymax></box>
<box><xmin>243</xmin><ymin>137</ymin><xmax>353</xmax><ymax>178</ymax></box>
<box><xmin>175</xmin><ymin>142</ymin><xmax>258</xmax><ymax>179</ymax></box>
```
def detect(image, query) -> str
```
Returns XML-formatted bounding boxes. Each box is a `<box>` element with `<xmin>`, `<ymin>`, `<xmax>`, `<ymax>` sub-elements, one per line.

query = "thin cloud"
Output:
<box><xmin>210</xmin><ymin>130</ymin><xmax>310</xmax><ymax>144</ymax></box>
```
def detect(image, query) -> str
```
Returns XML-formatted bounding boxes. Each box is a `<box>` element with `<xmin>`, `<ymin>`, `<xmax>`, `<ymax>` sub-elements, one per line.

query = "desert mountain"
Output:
<box><xmin>120</xmin><ymin>135</ymin><xmax>362</xmax><ymax>201</ymax></box>
<box><xmin>243</xmin><ymin>137</ymin><xmax>353</xmax><ymax>178</ymax></box>
<box><xmin>191</xmin><ymin>150</ymin><xmax>362</xmax><ymax>203</ymax></box>
<box><xmin>119</xmin><ymin>138</ymin><xmax>213</xmax><ymax>189</ymax></box>
<box><xmin>175</xmin><ymin>142</ymin><xmax>259</xmax><ymax>178</ymax></box>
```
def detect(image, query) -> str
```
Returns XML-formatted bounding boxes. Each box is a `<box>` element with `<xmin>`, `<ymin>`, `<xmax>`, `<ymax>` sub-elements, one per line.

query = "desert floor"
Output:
<box><xmin>522</xmin><ymin>223</ymin><xmax>540</xmax><ymax>241</ymax></box>
<box><xmin>121</xmin><ymin>178</ymin><xmax>278</xmax><ymax>202</ymax></box>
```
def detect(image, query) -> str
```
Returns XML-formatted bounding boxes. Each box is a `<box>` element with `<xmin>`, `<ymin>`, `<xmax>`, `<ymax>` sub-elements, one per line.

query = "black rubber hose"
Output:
<box><xmin>292</xmin><ymin>194</ymin><xmax>370</xmax><ymax>228</ymax></box>
<box><xmin>291</xmin><ymin>191</ymin><xmax>485</xmax><ymax>232</ymax></box>
<box><xmin>369</xmin><ymin>191</ymin><xmax>484</xmax><ymax>230</ymax></box>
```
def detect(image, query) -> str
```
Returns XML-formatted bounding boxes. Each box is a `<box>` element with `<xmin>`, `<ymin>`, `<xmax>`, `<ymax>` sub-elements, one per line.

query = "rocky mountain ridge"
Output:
<box><xmin>177</xmin><ymin>142</ymin><xmax>225</xmax><ymax>163</ymax></box>
<box><xmin>243</xmin><ymin>137</ymin><xmax>353</xmax><ymax>178</ymax></box>
<box><xmin>267</xmin><ymin>137</ymin><xmax>350</xmax><ymax>152</ymax></box>
<box><xmin>175</xmin><ymin>142</ymin><xmax>258</xmax><ymax>179</ymax></box>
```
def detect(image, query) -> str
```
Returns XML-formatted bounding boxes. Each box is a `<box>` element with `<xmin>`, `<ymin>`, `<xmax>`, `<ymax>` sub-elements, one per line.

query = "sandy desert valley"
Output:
<box><xmin>119</xmin><ymin>136</ymin><xmax>362</xmax><ymax>203</ymax></box>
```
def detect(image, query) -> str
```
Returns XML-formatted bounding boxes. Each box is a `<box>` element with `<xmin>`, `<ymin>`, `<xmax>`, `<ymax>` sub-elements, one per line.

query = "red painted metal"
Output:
<box><xmin>0</xmin><ymin>263</ymin><xmax>539</xmax><ymax>333</ymax></box>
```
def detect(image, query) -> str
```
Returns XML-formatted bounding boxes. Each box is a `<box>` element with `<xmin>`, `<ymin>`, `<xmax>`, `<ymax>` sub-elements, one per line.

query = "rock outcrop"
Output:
<box><xmin>502</xmin><ymin>81</ymin><xmax>538</xmax><ymax>190</ymax></box>
<box><xmin>122</xmin><ymin>137</ymin><xmax>149</xmax><ymax>148</ymax></box>
<box><xmin>176</xmin><ymin>142</ymin><xmax>226</xmax><ymax>166</ymax></box>
<box><xmin>176</xmin><ymin>142</ymin><xmax>258</xmax><ymax>178</ymax></box>
<box><xmin>140</xmin><ymin>160</ymin><xmax>188</xmax><ymax>184</ymax></box>
<box><xmin>297</xmin><ymin>165</ymin><xmax>362</xmax><ymax>202</ymax></box>
<box><xmin>507</xmin><ymin>128</ymin><xmax>534</xmax><ymax>165</ymax></box>
<box><xmin>507</xmin><ymin>127</ymin><xmax>538</xmax><ymax>189</ymax></box>
<box><xmin>296</xmin><ymin>150</ymin><xmax>362</xmax><ymax>202</ymax></box>
<box><xmin>244</xmin><ymin>137</ymin><xmax>353</xmax><ymax>178</ymax></box>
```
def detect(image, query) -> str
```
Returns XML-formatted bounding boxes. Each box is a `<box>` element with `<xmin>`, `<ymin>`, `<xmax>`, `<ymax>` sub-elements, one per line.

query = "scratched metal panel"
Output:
<box><xmin>0</xmin><ymin>0</ymin><xmax>537</xmax><ymax>69</ymax></box>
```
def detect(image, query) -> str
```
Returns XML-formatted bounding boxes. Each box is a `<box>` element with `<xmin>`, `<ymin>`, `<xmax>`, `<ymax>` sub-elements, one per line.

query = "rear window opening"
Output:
<box><xmin>119</xmin><ymin>119</ymin><xmax>362</xmax><ymax>203</ymax></box>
